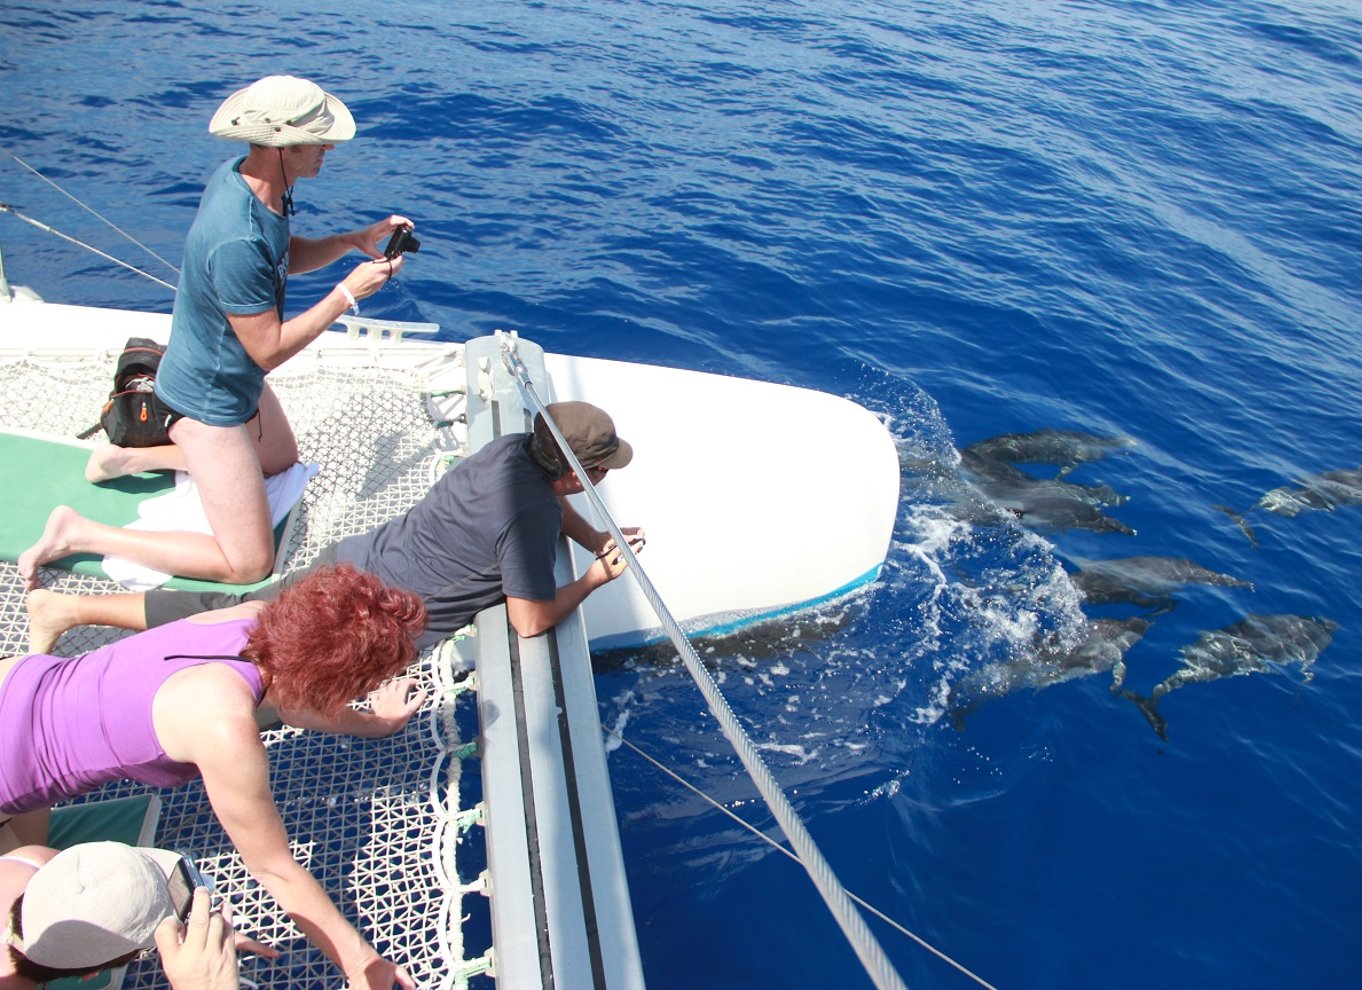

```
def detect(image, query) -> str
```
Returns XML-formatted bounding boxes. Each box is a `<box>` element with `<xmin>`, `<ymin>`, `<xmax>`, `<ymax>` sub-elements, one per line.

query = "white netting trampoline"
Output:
<box><xmin>0</xmin><ymin>341</ymin><xmax>492</xmax><ymax>989</ymax></box>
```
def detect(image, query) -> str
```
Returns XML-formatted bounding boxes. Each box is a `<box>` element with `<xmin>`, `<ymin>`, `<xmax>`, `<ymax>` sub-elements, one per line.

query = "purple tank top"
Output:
<box><xmin>0</xmin><ymin>617</ymin><xmax>264</xmax><ymax>814</ymax></box>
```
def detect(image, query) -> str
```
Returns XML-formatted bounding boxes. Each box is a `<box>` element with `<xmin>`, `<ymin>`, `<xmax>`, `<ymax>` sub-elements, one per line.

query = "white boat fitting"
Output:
<box><xmin>0</xmin><ymin>271</ymin><xmax>901</xmax><ymax>988</ymax></box>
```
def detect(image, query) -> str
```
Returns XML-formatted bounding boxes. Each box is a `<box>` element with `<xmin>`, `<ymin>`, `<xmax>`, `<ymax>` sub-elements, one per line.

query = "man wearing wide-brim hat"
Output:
<box><xmin>16</xmin><ymin>78</ymin><xmax>420</xmax><ymax>989</ymax></box>
<box><xmin>20</xmin><ymin>75</ymin><xmax>413</xmax><ymax>598</ymax></box>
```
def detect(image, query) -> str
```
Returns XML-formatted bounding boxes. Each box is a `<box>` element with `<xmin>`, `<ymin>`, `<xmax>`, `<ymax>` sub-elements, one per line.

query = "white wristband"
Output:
<box><xmin>337</xmin><ymin>283</ymin><xmax>359</xmax><ymax>315</ymax></box>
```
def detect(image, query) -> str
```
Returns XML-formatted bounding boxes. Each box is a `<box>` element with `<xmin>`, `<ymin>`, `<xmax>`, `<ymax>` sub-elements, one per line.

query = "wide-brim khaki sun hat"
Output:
<box><xmin>208</xmin><ymin>75</ymin><xmax>355</xmax><ymax>147</ymax></box>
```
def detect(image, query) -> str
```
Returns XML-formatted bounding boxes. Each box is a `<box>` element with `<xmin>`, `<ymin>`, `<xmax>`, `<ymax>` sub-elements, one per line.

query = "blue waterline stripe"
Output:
<box><xmin>587</xmin><ymin>564</ymin><xmax>883</xmax><ymax>651</ymax></box>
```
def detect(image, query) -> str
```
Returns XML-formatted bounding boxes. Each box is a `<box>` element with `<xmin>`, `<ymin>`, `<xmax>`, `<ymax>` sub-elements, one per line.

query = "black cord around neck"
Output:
<box><xmin>277</xmin><ymin>148</ymin><xmax>296</xmax><ymax>217</ymax></box>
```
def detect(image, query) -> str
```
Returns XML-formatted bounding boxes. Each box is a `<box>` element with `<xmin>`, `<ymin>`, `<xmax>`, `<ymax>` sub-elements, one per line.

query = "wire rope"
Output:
<box><xmin>605</xmin><ymin>729</ymin><xmax>1000</xmax><ymax>990</ymax></box>
<box><xmin>10</xmin><ymin>154</ymin><xmax>181</xmax><ymax>276</ymax></box>
<box><xmin>0</xmin><ymin>202</ymin><xmax>176</xmax><ymax>292</ymax></box>
<box><xmin>500</xmin><ymin>334</ymin><xmax>910</xmax><ymax>990</ymax></box>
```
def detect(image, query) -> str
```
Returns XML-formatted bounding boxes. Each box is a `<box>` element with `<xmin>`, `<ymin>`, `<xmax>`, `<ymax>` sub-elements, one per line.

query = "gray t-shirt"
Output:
<box><xmin>336</xmin><ymin>433</ymin><xmax>562</xmax><ymax>646</ymax></box>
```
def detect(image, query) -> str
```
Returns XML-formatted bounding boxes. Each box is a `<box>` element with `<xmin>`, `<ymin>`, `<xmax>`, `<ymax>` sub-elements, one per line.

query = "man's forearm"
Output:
<box><xmin>505</xmin><ymin>572</ymin><xmax>604</xmax><ymax>638</ymax></box>
<box><xmin>238</xmin><ymin>290</ymin><xmax>352</xmax><ymax>371</ymax></box>
<box><xmin>560</xmin><ymin>497</ymin><xmax>605</xmax><ymax>551</ymax></box>
<box><xmin>289</xmin><ymin>233</ymin><xmax>357</xmax><ymax>274</ymax></box>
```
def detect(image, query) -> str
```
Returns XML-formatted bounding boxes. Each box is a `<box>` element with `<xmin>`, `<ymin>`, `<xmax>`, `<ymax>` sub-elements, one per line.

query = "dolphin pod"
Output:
<box><xmin>938</xmin><ymin>426</ymin><xmax>1340</xmax><ymax>739</ymax></box>
<box><xmin>1217</xmin><ymin>467</ymin><xmax>1362</xmax><ymax>548</ymax></box>
<box><xmin>1124</xmin><ymin>614</ymin><xmax>1338</xmax><ymax>740</ymax></box>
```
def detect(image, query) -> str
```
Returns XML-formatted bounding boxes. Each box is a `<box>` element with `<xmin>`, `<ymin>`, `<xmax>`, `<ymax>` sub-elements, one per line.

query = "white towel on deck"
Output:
<box><xmin>102</xmin><ymin>461</ymin><xmax>319</xmax><ymax>590</ymax></box>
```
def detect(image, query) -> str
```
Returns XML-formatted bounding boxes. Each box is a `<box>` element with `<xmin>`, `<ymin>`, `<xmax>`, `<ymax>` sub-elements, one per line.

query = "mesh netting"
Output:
<box><xmin>0</xmin><ymin>344</ymin><xmax>486</xmax><ymax>989</ymax></box>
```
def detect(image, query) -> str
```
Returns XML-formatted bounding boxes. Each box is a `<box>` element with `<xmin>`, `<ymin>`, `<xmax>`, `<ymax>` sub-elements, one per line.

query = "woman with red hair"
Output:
<box><xmin>0</xmin><ymin>565</ymin><xmax>427</xmax><ymax>990</ymax></box>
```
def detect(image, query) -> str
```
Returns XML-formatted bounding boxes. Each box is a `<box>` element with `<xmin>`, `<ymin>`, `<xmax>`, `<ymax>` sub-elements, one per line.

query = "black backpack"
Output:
<box><xmin>78</xmin><ymin>337</ymin><xmax>176</xmax><ymax>447</ymax></box>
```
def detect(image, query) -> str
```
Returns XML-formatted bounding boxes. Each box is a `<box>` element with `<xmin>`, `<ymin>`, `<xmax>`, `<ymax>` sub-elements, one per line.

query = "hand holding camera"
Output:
<box><xmin>383</xmin><ymin>224</ymin><xmax>421</xmax><ymax>260</ymax></box>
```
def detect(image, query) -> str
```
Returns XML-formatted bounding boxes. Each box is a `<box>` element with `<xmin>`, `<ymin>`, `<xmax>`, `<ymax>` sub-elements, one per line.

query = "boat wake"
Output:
<box><xmin>866</xmin><ymin>379</ymin><xmax>1089</xmax><ymax>731</ymax></box>
<box><xmin>599</xmin><ymin>375</ymin><xmax>1094</xmax><ymax>818</ymax></box>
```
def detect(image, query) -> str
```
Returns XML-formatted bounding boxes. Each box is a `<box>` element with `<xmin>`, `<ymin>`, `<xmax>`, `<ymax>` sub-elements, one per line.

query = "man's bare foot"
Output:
<box><xmin>85</xmin><ymin>443</ymin><xmax>135</xmax><ymax>483</ymax></box>
<box><xmin>25</xmin><ymin>589</ymin><xmax>74</xmax><ymax>654</ymax></box>
<box><xmin>17</xmin><ymin>506</ymin><xmax>83</xmax><ymax>591</ymax></box>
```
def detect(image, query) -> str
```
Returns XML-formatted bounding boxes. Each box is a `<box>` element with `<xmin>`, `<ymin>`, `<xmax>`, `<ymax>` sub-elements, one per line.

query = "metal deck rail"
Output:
<box><xmin>464</xmin><ymin>334</ymin><xmax>646</xmax><ymax>990</ymax></box>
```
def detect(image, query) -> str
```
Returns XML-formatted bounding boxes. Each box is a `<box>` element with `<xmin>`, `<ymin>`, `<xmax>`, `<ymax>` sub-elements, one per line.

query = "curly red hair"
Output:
<box><xmin>242</xmin><ymin>564</ymin><xmax>428</xmax><ymax>716</ymax></box>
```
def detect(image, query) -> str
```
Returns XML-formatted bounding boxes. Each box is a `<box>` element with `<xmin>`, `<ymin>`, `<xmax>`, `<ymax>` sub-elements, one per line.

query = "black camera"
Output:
<box><xmin>383</xmin><ymin>225</ymin><xmax>421</xmax><ymax>259</ymax></box>
<box><xmin>167</xmin><ymin>853</ymin><xmax>211</xmax><ymax>923</ymax></box>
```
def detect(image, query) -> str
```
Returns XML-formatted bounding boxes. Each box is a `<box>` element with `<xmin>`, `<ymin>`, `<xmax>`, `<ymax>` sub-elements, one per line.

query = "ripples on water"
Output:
<box><xmin>3</xmin><ymin>1</ymin><xmax>1361</xmax><ymax>987</ymax></box>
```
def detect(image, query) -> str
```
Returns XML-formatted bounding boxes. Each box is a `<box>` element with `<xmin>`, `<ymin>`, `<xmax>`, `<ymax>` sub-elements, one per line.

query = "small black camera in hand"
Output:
<box><xmin>383</xmin><ymin>225</ymin><xmax>420</xmax><ymax>259</ymax></box>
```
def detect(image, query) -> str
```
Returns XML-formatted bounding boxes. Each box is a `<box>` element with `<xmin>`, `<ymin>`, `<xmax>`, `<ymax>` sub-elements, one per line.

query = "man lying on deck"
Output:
<box><xmin>26</xmin><ymin>401</ymin><xmax>643</xmax><ymax>654</ymax></box>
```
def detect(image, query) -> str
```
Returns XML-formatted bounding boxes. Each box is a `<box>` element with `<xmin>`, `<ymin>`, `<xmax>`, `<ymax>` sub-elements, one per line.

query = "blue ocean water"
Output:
<box><xmin>3</xmin><ymin>1</ymin><xmax>1361</xmax><ymax>987</ymax></box>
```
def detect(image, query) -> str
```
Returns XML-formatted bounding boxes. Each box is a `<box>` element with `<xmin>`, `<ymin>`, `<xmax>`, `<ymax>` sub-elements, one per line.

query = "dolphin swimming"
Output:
<box><xmin>963</xmin><ymin>428</ymin><xmax>1138</xmax><ymax>477</ymax></box>
<box><xmin>1217</xmin><ymin>467</ymin><xmax>1362</xmax><ymax>547</ymax></box>
<box><xmin>1069</xmin><ymin>555</ymin><xmax>1254</xmax><ymax>613</ymax></box>
<box><xmin>1002</xmin><ymin>496</ymin><xmax>1136</xmax><ymax>536</ymax></box>
<box><xmin>1125</xmin><ymin>613</ymin><xmax>1338</xmax><ymax>740</ymax></box>
<box><xmin>959</xmin><ymin>449</ymin><xmax>1130</xmax><ymax>507</ymax></box>
<box><xmin>949</xmin><ymin>617</ymin><xmax>1151</xmax><ymax>727</ymax></box>
<box><xmin>954</xmin><ymin>446</ymin><xmax>1135</xmax><ymax>534</ymax></box>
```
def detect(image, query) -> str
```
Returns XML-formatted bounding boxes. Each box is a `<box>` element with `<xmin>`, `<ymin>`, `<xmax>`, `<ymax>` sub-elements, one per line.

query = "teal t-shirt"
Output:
<box><xmin>156</xmin><ymin>156</ymin><xmax>289</xmax><ymax>426</ymax></box>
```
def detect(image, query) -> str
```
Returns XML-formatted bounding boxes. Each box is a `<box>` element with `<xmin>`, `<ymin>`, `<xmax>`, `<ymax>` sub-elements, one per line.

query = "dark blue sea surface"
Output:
<box><xmin>3</xmin><ymin>1</ymin><xmax>1361</xmax><ymax>987</ymax></box>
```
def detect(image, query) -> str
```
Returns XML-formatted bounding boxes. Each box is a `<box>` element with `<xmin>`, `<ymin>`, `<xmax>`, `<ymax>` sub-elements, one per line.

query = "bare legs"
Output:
<box><xmin>19</xmin><ymin>419</ymin><xmax>276</xmax><ymax>589</ymax></box>
<box><xmin>249</xmin><ymin>382</ymin><xmax>301</xmax><ymax>476</ymax></box>
<box><xmin>21</xmin><ymin>383</ymin><xmax>300</xmax><ymax>591</ymax></box>
<box><xmin>26</xmin><ymin>588</ymin><xmax>149</xmax><ymax>653</ymax></box>
<box><xmin>86</xmin><ymin>441</ymin><xmax>188</xmax><ymax>482</ymax></box>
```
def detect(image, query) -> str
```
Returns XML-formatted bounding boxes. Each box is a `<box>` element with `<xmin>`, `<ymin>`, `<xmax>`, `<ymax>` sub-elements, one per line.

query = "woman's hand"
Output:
<box><xmin>348</xmin><ymin>954</ymin><xmax>417</xmax><ymax>990</ymax></box>
<box><xmin>366</xmin><ymin>677</ymin><xmax>427</xmax><ymax>736</ymax></box>
<box><xmin>232</xmin><ymin>928</ymin><xmax>282</xmax><ymax>960</ymax></box>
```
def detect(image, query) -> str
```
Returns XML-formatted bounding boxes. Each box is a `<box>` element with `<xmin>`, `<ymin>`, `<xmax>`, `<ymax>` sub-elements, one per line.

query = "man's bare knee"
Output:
<box><xmin>223</xmin><ymin>547</ymin><xmax>276</xmax><ymax>584</ymax></box>
<box><xmin>260</xmin><ymin>444</ymin><xmax>300</xmax><ymax>477</ymax></box>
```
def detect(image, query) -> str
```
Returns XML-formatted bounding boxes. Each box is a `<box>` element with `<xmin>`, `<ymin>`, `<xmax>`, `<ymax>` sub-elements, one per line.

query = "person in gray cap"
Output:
<box><xmin>1</xmin><ymin>842</ymin><xmax>274</xmax><ymax>990</ymax></box>
<box><xmin>19</xmin><ymin>75</ymin><xmax>412</xmax><ymax>591</ymax></box>
<box><xmin>27</xmin><ymin>401</ymin><xmax>645</xmax><ymax>651</ymax></box>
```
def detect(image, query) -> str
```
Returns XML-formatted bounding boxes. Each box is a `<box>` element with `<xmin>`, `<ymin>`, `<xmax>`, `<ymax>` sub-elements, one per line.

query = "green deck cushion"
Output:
<box><xmin>0</xmin><ymin>429</ymin><xmax>284</xmax><ymax>593</ymax></box>
<box><xmin>47</xmin><ymin>794</ymin><xmax>161</xmax><ymax>849</ymax></box>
